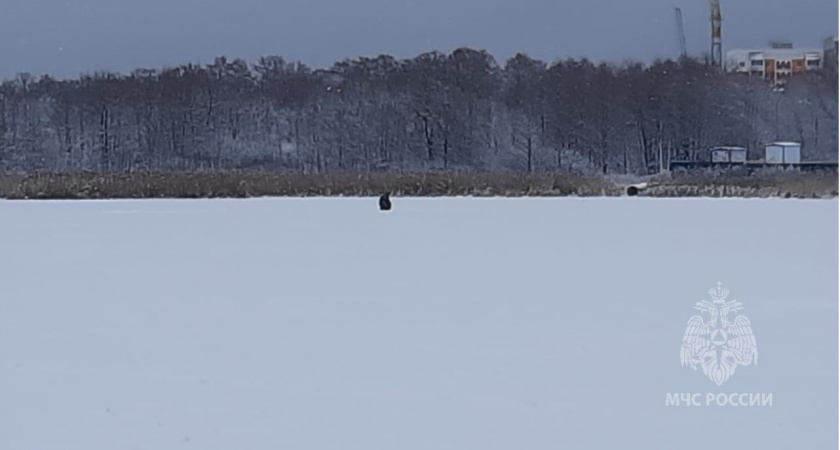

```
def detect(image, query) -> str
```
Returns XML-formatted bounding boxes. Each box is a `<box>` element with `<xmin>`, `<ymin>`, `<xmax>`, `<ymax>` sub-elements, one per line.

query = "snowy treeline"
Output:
<box><xmin>0</xmin><ymin>49</ymin><xmax>836</xmax><ymax>173</ymax></box>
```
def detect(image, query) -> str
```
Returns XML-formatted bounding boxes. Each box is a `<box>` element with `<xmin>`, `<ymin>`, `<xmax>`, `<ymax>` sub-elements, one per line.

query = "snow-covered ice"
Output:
<box><xmin>0</xmin><ymin>197</ymin><xmax>837</xmax><ymax>449</ymax></box>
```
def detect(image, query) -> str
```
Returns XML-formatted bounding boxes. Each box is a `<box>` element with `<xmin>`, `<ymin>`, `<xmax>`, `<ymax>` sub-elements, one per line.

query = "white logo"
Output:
<box><xmin>680</xmin><ymin>282</ymin><xmax>758</xmax><ymax>386</ymax></box>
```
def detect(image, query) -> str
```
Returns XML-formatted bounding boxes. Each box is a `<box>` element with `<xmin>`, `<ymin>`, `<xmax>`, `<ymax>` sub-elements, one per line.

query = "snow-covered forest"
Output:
<box><xmin>0</xmin><ymin>49</ymin><xmax>836</xmax><ymax>174</ymax></box>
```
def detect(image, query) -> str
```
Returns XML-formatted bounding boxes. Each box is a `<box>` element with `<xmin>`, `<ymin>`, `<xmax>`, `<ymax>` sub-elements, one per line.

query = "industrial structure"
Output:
<box><xmin>764</xmin><ymin>142</ymin><xmax>801</xmax><ymax>164</ymax></box>
<box><xmin>710</xmin><ymin>147</ymin><xmax>747</xmax><ymax>163</ymax></box>
<box><xmin>725</xmin><ymin>43</ymin><xmax>823</xmax><ymax>82</ymax></box>
<box><xmin>669</xmin><ymin>142</ymin><xmax>837</xmax><ymax>173</ymax></box>
<box><xmin>675</xmin><ymin>0</ymin><xmax>835</xmax><ymax>83</ymax></box>
<box><xmin>709</xmin><ymin>0</ymin><xmax>723</xmax><ymax>67</ymax></box>
<box><xmin>660</xmin><ymin>2</ymin><xmax>837</xmax><ymax>175</ymax></box>
<box><xmin>674</xmin><ymin>7</ymin><xmax>687</xmax><ymax>59</ymax></box>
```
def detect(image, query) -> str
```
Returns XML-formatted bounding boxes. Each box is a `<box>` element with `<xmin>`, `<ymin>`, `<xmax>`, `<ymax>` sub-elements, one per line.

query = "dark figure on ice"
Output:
<box><xmin>379</xmin><ymin>192</ymin><xmax>392</xmax><ymax>211</ymax></box>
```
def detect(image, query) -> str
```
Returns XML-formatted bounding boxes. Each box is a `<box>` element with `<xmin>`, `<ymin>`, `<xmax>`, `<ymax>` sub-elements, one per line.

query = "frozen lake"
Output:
<box><xmin>1</xmin><ymin>197</ymin><xmax>837</xmax><ymax>449</ymax></box>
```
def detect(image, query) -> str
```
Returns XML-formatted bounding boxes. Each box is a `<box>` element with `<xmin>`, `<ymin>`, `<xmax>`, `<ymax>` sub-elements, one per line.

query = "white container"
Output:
<box><xmin>765</xmin><ymin>142</ymin><xmax>801</xmax><ymax>164</ymax></box>
<box><xmin>711</xmin><ymin>147</ymin><xmax>747</xmax><ymax>163</ymax></box>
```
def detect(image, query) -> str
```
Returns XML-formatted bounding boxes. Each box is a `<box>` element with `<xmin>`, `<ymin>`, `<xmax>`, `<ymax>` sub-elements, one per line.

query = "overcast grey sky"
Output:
<box><xmin>0</xmin><ymin>0</ymin><xmax>836</xmax><ymax>79</ymax></box>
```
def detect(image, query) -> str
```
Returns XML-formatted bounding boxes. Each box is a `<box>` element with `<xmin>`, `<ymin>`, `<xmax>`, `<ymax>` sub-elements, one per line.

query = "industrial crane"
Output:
<box><xmin>710</xmin><ymin>0</ymin><xmax>723</xmax><ymax>67</ymax></box>
<box><xmin>674</xmin><ymin>7</ymin><xmax>687</xmax><ymax>59</ymax></box>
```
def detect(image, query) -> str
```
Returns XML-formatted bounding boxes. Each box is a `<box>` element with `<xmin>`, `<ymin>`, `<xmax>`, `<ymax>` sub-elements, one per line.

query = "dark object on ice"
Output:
<box><xmin>379</xmin><ymin>192</ymin><xmax>392</xmax><ymax>211</ymax></box>
<box><xmin>627</xmin><ymin>186</ymin><xmax>639</xmax><ymax>196</ymax></box>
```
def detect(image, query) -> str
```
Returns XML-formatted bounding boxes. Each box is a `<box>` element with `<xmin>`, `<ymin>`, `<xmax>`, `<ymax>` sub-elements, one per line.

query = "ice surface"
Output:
<box><xmin>0</xmin><ymin>197</ymin><xmax>837</xmax><ymax>449</ymax></box>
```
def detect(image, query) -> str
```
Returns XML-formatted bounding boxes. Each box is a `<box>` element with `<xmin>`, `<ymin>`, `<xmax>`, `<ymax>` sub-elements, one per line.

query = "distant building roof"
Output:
<box><xmin>727</xmin><ymin>48</ymin><xmax>822</xmax><ymax>59</ymax></box>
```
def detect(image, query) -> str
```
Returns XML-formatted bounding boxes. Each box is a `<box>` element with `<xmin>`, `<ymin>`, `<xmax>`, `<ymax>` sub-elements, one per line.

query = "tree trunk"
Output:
<box><xmin>527</xmin><ymin>136</ymin><xmax>533</xmax><ymax>173</ymax></box>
